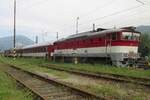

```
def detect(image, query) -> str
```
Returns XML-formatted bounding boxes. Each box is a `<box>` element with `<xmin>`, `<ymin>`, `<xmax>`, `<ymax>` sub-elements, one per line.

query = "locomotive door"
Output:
<box><xmin>106</xmin><ymin>34</ymin><xmax>111</xmax><ymax>56</ymax></box>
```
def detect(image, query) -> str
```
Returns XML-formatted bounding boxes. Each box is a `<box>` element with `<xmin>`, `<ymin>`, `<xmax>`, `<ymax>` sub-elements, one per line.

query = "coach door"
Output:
<box><xmin>106</xmin><ymin>33</ymin><xmax>111</xmax><ymax>56</ymax></box>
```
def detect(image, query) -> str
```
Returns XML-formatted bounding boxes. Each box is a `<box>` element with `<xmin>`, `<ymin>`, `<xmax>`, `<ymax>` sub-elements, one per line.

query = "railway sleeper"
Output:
<box><xmin>5</xmin><ymin>65</ymin><xmax>104</xmax><ymax>100</ymax></box>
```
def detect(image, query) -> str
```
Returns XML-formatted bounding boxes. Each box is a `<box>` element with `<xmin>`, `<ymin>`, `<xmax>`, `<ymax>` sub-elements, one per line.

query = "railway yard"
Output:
<box><xmin>0</xmin><ymin>56</ymin><xmax>150</xmax><ymax>100</ymax></box>
<box><xmin>1</xmin><ymin>0</ymin><xmax>150</xmax><ymax>100</ymax></box>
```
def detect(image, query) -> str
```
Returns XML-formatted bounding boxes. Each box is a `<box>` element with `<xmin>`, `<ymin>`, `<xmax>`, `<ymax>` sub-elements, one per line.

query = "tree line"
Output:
<box><xmin>139</xmin><ymin>33</ymin><xmax>150</xmax><ymax>57</ymax></box>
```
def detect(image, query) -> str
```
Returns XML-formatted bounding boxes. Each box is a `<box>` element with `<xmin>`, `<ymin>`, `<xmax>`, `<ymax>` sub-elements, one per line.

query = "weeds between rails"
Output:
<box><xmin>1</xmin><ymin>58</ymin><xmax>150</xmax><ymax>99</ymax></box>
<box><xmin>0</xmin><ymin>65</ymin><xmax>33</xmax><ymax>100</ymax></box>
<box><xmin>4</xmin><ymin>64</ymin><xmax>105</xmax><ymax>100</ymax></box>
<box><xmin>1</xmin><ymin>57</ymin><xmax>150</xmax><ymax>87</ymax></box>
<box><xmin>40</xmin><ymin>64</ymin><xmax>150</xmax><ymax>87</ymax></box>
<box><xmin>1</xmin><ymin>57</ymin><xmax>150</xmax><ymax>79</ymax></box>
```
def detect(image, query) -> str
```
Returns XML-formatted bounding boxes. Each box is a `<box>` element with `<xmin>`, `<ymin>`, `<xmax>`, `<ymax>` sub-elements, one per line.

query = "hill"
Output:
<box><xmin>136</xmin><ymin>25</ymin><xmax>150</xmax><ymax>33</ymax></box>
<box><xmin>0</xmin><ymin>35</ymin><xmax>34</xmax><ymax>51</ymax></box>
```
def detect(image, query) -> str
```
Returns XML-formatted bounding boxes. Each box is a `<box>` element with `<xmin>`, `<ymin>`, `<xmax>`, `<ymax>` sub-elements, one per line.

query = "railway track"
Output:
<box><xmin>40</xmin><ymin>64</ymin><xmax>150</xmax><ymax>87</ymax></box>
<box><xmin>4</xmin><ymin>64</ymin><xmax>104</xmax><ymax>100</ymax></box>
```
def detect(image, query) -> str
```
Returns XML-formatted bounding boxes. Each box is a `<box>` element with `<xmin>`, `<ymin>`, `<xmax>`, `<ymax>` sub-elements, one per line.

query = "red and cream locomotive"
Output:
<box><xmin>52</xmin><ymin>27</ymin><xmax>141</xmax><ymax>66</ymax></box>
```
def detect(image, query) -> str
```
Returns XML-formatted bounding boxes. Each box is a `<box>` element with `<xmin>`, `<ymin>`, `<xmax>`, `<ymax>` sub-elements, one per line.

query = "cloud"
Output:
<box><xmin>0</xmin><ymin>0</ymin><xmax>150</xmax><ymax>43</ymax></box>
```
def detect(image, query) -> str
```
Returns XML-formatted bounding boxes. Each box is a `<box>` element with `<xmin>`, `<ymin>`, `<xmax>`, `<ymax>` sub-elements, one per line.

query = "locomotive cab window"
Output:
<box><xmin>122</xmin><ymin>32</ymin><xmax>140</xmax><ymax>41</ymax></box>
<box><xmin>132</xmin><ymin>33</ymin><xmax>140</xmax><ymax>41</ymax></box>
<box><xmin>122</xmin><ymin>32</ymin><xmax>132</xmax><ymax>40</ymax></box>
<box><xmin>111</xmin><ymin>33</ymin><xmax>117</xmax><ymax>40</ymax></box>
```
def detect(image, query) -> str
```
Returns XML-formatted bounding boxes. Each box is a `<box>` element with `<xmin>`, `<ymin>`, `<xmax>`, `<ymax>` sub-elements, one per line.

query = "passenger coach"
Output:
<box><xmin>16</xmin><ymin>42</ymin><xmax>53</xmax><ymax>58</ymax></box>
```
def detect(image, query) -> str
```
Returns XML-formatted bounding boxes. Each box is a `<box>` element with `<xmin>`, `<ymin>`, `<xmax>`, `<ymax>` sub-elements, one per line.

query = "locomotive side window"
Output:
<box><xmin>122</xmin><ymin>32</ymin><xmax>140</xmax><ymax>41</ymax></box>
<box><xmin>132</xmin><ymin>33</ymin><xmax>140</xmax><ymax>41</ymax></box>
<box><xmin>122</xmin><ymin>32</ymin><xmax>132</xmax><ymax>40</ymax></box>
<box><xmin>111</xmin><ymin>33</ymin><xmax>117</xmax><ymax>40</ymax></box>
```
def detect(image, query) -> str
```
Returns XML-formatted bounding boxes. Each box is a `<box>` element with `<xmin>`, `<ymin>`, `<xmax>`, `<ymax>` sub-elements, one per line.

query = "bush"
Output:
<box><xmin>139</xmin><ymin>33</ymin><xmax>150</xmax><ymax>57</ymax></box>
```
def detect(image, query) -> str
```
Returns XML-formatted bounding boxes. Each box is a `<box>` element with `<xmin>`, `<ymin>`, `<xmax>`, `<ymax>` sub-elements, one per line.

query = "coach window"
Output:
<box><xmin>111</xmin><ymin>33</ymin><xmax>117</xmax><ymax>40</ymax></box>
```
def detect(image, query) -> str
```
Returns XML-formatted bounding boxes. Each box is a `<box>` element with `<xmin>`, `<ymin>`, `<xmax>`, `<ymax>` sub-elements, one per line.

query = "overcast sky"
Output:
<box><xmin>0</xmin><ymin>0</ymin><xmax>150</xmax><ymax>42</ymax></box>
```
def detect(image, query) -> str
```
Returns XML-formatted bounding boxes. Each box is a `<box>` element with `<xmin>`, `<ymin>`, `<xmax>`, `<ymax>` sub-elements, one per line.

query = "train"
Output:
<box><xmin>4</xmin><ymin>27</ymin><xmax>141</xmax><ymax>67</ymax></box>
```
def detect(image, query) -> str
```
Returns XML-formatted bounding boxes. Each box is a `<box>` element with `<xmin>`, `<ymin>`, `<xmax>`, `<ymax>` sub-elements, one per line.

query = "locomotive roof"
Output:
<box><xmin>55</xmin><ymin>28</ymin><xmax>124</xmax><ymax>43</ymax></box>
<box><xmin>23</xmin><ymin>42</ymin><xmax>52</xmax><ymax>49</ymax></box>
<box><xmin>55</xmin><ymin>27</ymin><xmax>140</xmax><ymax>43</ymax></box>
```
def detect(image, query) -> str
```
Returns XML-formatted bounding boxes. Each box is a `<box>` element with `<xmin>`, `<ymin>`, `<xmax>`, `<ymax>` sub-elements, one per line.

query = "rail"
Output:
<box><xmin>4</xmin><ymin>64</ymin><xmax>104</xmax><ymax>100</ymax></box>
<box><xmin>40</xmin><ymin>64</ymin><xmax>150</xmax><ymax>87</ymax></box>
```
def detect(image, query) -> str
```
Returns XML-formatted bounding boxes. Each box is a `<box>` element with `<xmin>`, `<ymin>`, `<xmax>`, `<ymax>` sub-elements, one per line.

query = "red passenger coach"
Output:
<box><xmin>53</xmin><ymin>27</ymin><xmax>141</xmax><ymax>67</ymax></box>
<box><xmin>16</xmin><ymin>42</ymin><xmax>52</xmax><ymax>58</ymax></box>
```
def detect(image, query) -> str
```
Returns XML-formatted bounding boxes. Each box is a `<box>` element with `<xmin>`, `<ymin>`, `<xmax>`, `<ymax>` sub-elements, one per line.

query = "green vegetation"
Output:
<box><xmin>0</xmin><ymin>65</ymin><xmax>33</xmax><ymax>100</ymax></box>
<box><xmin>139</xmin><ymin>33</ymin><xmax>150</xmax><ymax>57</ymax></box>
<box><xmin>48</xmin><ymin>63</ymin><xmax>150</xmax><ymax>79</ymax></box>
<box><xmin>0</xmin><ymin>56</ymin><xmax>150</xmax><ymax>79</ymax></box>
<box><xmin>0</xmin><ymin>57</ymin><xmax>150</xmax><ymax>99</ymax></box>
<box><xmin>0</xmin><ymin>57</ymin><xmax>69</xmax><ymax>79</ymax></box>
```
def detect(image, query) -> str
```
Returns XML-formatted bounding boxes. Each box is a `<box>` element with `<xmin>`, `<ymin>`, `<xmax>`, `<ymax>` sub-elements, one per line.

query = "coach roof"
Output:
<box><xmin>23</xmin><ymin>42</ymin><xmax>52</xmax><ymax>49</ymax></box>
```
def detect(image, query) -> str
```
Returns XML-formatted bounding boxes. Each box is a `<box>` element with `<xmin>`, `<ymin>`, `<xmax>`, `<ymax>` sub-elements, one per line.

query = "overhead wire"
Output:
<box><xmin>17</xmin><ymin>0</ymin><xmax>134</xmax><ymax>33</ymax></box>
<box><xmin>60</xmin><ymin>0</ymin><xmax>148</xmax><ymax>32</ymax></box>
<box><xmin>79</xmin><ymin>0</ymin><xmax>115</xmax><ymax>18</ymax></box>
<box><xmin>75</xmin><ymin>0</ymin><xmax>149</xmax><ymax>32</ymax></box>
<box><xmin>95</xmin><ymin>1</ymin><xmax>150</xmax><ymax>28</ymax></box>
<box><xmin>17</xmin><ymin>0</ymin><xmax>150</xmax><ymax>36</ymax></box>
<box><xmin>58</xmin><ymin>0</ymin><xmax>117</xmax><ymax>32</ymax></box>
<box><xmin>76</xmin><ymin>1</ymin><xmax>150</xmax><ymax>30</ymax></box>
<box><xmin>78</xmin><ymin>4</ymin><xmax>144</xmax><ymax>26</ymax></box>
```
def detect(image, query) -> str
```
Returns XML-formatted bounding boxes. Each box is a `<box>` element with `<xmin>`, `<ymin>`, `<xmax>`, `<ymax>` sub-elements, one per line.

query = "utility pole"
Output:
<box><xmin>136</xmin><ymin>0</ymin><xmax>144</xmax><ymax>5</ymax></box>
<box><xmin>35</xmin><ymin>36</ymin><xmax>38</xmax><ymax>44</ymax></box>
<box><xmin>76</xmin><ymin>17</ymin><xmax>79</xmax><ymax>34</ymax></box>
<box><xmin>56</xmin><ymin>32</ymin><xmax>59</xmax><ymax>40</ymax></box>
<box><xmin>13</xmin><ymin>0</ymin><xmax>16</xmax><ymax>59</ymax></box>
<box><xmin>93</xmin><ymin>23</ymin><xmax>95</xmax><ymax>32</ymax></box>
<box><xmin>54</xmin><ymin>32</ymin><xmax>59</xmax><ymax>62</ymax></box>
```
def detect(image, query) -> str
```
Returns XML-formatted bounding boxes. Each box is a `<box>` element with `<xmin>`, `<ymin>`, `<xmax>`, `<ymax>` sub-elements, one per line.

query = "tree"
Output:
<box><xmin>139</xmin><ymin>33</ymin><xmax>150</xmax><ymax>57</ymax></box>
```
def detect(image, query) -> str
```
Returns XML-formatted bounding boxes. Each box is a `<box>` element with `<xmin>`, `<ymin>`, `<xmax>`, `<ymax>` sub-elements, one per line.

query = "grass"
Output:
<box><xmin>0</xmin><ymin>56</ymin><xmax>150</xmax><ymax>99</ymax></box>
<box><xmin>0</xmin><ymin>65</ymin><xmax>33</xmax><ymax>100</ymax></box>
<box><xmin>45</xmin><ymin>62</ymin><xmax>150</xmax><ymax>79</ymax></box>
<box><xmin>71</xmin><ymin>83</ymin><xmax>127</xmax><ymax>99</ymax></box>
<box><xmin>1</xmin><ymin>56</ymin><xmax>150</xmax><ymax>79</ymax></box>
<box><xmin>0</xmin><ymin>57</ymin><xmax>69</xmax><ymax>79</ymax></box>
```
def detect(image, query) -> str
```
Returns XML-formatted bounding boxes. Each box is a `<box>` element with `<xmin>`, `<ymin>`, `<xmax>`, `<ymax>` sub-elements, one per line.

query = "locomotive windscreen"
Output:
<box><xmin>122</xmin><ymin>32</ymin><xmax>140</xmax><ymax>41</ymax></box>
